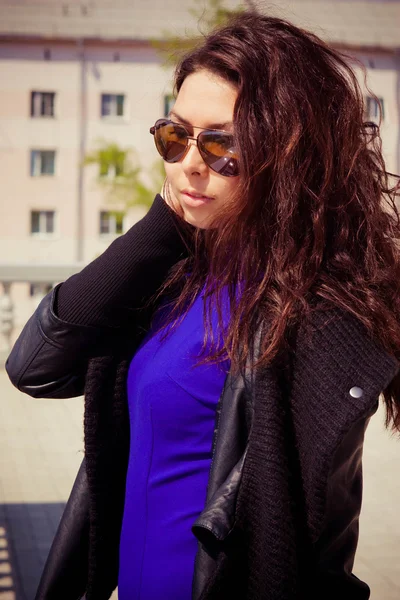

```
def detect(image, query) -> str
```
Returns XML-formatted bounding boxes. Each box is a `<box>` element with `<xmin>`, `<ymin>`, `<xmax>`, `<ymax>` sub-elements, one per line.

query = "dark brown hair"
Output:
<box><xmin>157</xmin><ymin>12</ymin><xmax>400</xmax><ymax>430</ymax></box>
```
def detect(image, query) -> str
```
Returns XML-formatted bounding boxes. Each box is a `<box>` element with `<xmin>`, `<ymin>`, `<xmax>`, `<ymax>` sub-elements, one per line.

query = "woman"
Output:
<box><xmin>6</xmin><ymin>11</ymin><xmax>400</xmax><ymax>600</ymax></box>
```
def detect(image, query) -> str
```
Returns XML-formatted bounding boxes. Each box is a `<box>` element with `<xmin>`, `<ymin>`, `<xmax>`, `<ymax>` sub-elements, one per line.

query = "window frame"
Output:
<box><xmin>99</xmin><ymin>163</ymin><xmax>125</xmax><ymax>180</ymax></box>
<box><xmin>100</xmin><ymin>93</ymin><xmax>127</xmax><ymax>120</ymax></box>
<box><xmin>365</xmin><ymin>95</ymin><xmax>385</xmax><ymax>122</ymax></box>
<box><xmin>30</xmin><ymin>210</ymin><xmax>57</xmax><ymax>237</ymax></box>
<box><xmin>30</xmin><ymin>149</ymin><xmax>56</xmax><ymax>177</ymax></box>
<box><xmin>99</xmin><ymin>210</ymin><xmax>125</xmax><ymax>236</ymax></box>
<box><xmin>164</xmin><ymin>93</ymin><xmax>175</xmax><ymax>117</ymax></box>
<box><xmin>30</xmin><ymin>91</ymin><xmax>56</xmax><ymax>118</ymax></box>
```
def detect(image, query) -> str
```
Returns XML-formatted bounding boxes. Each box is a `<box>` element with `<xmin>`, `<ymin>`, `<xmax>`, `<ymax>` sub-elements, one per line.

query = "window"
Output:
<box><xmin>101</xmin><ymin>94</ymin><xmax>125</xmax><ymax>118</ymax></box>
<box><xmin>30</xmin><ymin>211</ymin><xmax>55</xmax><ymax>235</ymax></box>
<box><xmin>365</xmin><ymin>96</ymin><xmax>385</xmax><ymax>121</ymax></box>
<box><xmin>164</xmin><ymin>94</ymin><xmax>175</xmax><ymax>117</ymax></box>
<box><xmin>44</xmin><ymin>48</ymin><xmax>51</xmax><ymax>60</ymax></box>
<box><xmin>99</xmin><ymin>211</ymin><xmax>124</xmax><ymax>235</ymax></box>
<box><xmin>31</xmin><ymin>91</ymin><xmax>55</xmax><ymax>117</ymax></box>
<box><xmin>99</xmin><ymin>163</ymin><xmax>124</xmax><ymax>179</ymax></box>
<box><xmin>30</xmin><ymin>150</ymin><xmax>56</xmax><ymax>176</ymax></box>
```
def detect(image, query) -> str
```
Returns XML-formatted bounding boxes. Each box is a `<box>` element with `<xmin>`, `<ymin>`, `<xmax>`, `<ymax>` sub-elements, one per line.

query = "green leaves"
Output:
<box><xmin>83</xmin><ymin>140</ymin><xmax>165</xmax><ymax>210</ymax></box>
<box><xmin>150</xmin><ymin>0</ymin><xmax>246</xmax><ymax>68</ymax></box>
<box><xmin>84</xmin><ymin>141</ymin><xmax>131</xmax><ymax>178</ymax></box>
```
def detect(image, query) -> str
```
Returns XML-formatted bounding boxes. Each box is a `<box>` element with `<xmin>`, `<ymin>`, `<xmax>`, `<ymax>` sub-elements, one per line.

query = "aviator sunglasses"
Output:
<box><xmin>150</xmin><ymin>118</ymin><xmax>239</xmax><ymax>177</ymax></box>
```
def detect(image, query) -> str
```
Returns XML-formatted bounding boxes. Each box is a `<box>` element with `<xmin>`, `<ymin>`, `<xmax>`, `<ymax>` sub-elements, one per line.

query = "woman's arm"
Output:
<box><xmin>310</xmin><ymin>405</ymin><xmax>378</xmax><ymax>599</ymax></box>
<box><xmin>6</xmin><ymin>194</ymin><xmax>192</xmax><ymax>398</ymax></box>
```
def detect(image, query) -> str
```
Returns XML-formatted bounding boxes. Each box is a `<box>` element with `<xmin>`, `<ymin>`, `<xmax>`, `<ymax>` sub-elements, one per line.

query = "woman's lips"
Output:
<box><xmin>181</xmin><ymin>191</ymin><xmax>214</xmax><ymax>206</ymax></box>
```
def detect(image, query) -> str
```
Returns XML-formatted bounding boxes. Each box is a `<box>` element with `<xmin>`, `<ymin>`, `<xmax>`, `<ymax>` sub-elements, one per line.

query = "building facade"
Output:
<box><xmin>0</xmin><ymin>37</ymin><xmax>175</xmax><ymax>344</ymax></box>
<box><xmin>0</xmin><ymin>39</ymin><xmax>172</xmax><ymax>265</ymax></box>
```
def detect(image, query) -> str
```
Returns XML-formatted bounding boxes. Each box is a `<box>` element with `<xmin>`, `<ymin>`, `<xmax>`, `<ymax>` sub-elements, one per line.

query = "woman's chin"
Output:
<box><xmin>182</xmin><ymin>207</ymin><xmax>213</xmax><ymax>230</ymax></box>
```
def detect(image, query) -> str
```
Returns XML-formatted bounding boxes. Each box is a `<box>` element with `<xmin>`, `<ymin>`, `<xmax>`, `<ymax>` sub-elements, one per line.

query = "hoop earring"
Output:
<box><xmin>163</xmin><ymin>178</ymin><xmax>173</xmax><ymax>209</ymax></box>
<box><xmin>161</xmin><ymin>177</ymin><xmax>169</xmax><ymax>200</ymax></box>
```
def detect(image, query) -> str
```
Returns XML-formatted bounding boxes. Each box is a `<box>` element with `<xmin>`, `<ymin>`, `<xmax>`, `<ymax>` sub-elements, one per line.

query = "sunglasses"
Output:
<box><xmin>150</xmin><ymin>118</ymin><xmax>239</xmax><ymax>177</ymax></box>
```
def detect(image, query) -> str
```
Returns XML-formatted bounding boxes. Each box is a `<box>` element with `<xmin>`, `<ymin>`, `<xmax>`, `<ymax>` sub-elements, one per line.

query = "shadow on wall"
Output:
<box><xmin>0</xmin><ymin>502</ymin><xmax>65</xmax><ymax>600</ymax></box>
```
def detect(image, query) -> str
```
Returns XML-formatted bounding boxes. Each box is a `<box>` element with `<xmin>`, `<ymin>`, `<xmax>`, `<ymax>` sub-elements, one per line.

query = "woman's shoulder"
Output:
<box><xmin>292</xmin><ymin>305</ymin><xmax>399</xmax><ymax>412</ymax></box>
<box><xmin>298</xmin><ymin>303</ymin><xmax>392</xmax><ymax>359</ymax></box>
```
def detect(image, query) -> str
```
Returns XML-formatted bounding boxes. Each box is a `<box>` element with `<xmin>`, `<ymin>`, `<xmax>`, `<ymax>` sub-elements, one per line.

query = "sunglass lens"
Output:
<box><xmin>199</xmin><ymin>131</ymin><xmax>239</xmax><ymax>177</ymax></box>
<box><xmin>154</xmin><ymin>120</ymin><xmax>188</xmax><ymax>163</ymax></box>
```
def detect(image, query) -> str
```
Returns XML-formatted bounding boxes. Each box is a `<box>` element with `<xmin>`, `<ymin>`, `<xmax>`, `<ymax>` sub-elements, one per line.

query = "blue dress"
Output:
<box><xmin>118</xmin><ymin>288</ymin><xmax>231</xmax><ymax>599</ymax></box>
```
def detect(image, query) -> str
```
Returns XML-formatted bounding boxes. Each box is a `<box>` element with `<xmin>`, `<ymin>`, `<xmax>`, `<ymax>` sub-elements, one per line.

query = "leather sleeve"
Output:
<box><xmin>5</xmin><ymin>285</ymin><xmax>117</xmax><ymax>398</ymax></box>
<box><xmin>34</xmin><ymin>459</ymin><xmax>89</xmax><ymax>600</ymax></box>
<box><xmin>311</xmin><ymin>404</ymin><xmax>378</xmax><ymax>599</ymax></box>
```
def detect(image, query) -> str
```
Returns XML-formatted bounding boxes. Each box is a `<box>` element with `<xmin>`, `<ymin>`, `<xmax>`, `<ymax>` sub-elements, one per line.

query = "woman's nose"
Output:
<box><xmin>181</xmin><ymin>139</ymin><xmax>208</xmax><ymax>177</ymax></box>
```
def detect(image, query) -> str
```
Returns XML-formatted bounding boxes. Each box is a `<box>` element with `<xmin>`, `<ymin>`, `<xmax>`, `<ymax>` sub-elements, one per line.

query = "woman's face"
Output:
<box><xmin>163</xmin><ymin>69</ymin><xmax>239</xmax><ymax>229</ymax></box>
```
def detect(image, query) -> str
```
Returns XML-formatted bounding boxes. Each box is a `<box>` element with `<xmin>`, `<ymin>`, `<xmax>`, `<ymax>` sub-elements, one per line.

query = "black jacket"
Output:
<box><xmin>6</xmin><ymin>200</ymin><xmax>399</xmax><ymax>600</ymax></box>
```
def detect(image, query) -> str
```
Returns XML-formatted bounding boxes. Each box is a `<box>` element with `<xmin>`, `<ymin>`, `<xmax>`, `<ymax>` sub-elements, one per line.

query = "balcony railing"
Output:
<box><xmin>0</xmin><ymin>264</ymin><xmax>83</xmax><ymax>365</ymax></box>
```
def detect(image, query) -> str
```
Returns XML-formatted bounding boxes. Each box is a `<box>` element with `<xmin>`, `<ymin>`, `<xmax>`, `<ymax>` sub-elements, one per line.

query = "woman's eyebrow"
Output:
<box><xmin>168</xmin><ymin>110</ymin><xmax>233</xmax><ymax>130</ymax></box>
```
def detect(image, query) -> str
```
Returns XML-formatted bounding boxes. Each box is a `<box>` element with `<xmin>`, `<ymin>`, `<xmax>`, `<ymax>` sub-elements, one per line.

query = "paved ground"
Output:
<box><xmin>0</xmin><ymin>368</ymin><xmax>399</xmax><ymax>599</ymax></box>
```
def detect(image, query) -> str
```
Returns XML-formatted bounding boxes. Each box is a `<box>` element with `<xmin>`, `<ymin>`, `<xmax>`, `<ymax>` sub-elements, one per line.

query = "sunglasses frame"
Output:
<box><xmin>149</xmin><ymin>118</ymin><xmax>239</xmax><ymax>177</ymax></box>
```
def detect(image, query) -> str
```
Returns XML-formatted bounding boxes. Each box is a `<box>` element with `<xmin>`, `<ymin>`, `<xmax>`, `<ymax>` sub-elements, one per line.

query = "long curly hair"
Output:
<box><xmin>156</xmin><ymin>12</ymin><xmax>400</xmax><ymax>430</ymax></box>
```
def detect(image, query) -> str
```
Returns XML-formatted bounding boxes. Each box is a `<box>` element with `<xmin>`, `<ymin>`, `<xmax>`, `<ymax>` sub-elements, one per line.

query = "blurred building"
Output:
<box><xmin>0</xmin><ymin>0</ymin><xmax>399</xmax><ymax>349</ymax></box>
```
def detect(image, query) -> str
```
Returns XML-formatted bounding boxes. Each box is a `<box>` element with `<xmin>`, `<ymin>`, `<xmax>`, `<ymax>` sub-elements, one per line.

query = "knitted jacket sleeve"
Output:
<box><xmin>55</xmin><ymin>193</ymin><xmax>192</xmax><ymax>327</ymax></box>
